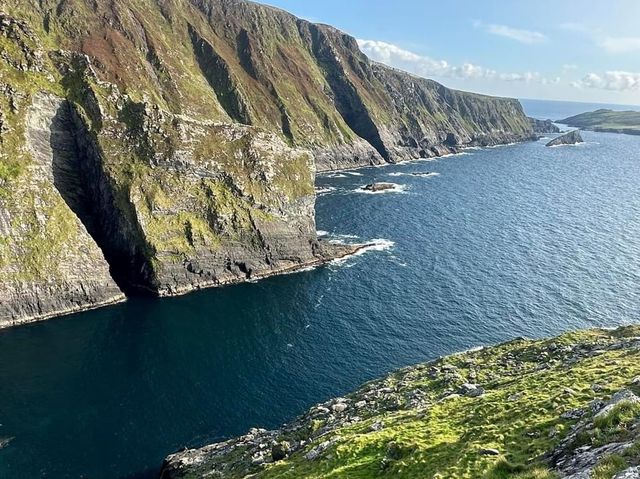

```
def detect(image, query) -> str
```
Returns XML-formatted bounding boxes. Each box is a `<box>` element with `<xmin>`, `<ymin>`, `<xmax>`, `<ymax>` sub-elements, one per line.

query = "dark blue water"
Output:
<box><xmin>1</xmin><ymin>101</ymin><xmax>640</xmax><ymax>478</ymax></box>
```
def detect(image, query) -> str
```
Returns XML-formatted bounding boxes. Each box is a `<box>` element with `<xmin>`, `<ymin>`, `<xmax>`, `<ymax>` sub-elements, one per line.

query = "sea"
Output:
<box><xmin>0</xmin><ymin>98</ymin><xmax>639</xmax><ymax>478</ymax></box>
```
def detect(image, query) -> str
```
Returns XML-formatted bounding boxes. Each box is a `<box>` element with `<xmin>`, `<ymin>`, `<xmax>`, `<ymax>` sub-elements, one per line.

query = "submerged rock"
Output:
<box><xmin>0</xmin><ymin>437</ymin><xmax>14</xmax><ymax>449</ymax></box>
<box><xmin>545</xmin><ymin>130</ymin><xmax>584</xmax><ymax>147</ymax></box>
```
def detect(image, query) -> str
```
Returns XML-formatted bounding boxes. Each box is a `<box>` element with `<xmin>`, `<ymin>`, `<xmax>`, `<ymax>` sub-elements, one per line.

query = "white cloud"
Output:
<box><xmin>477</xmin><ymin>22</ymin><xmax>547</xmax><ymax>44</ymax></box>
<box><xmin>559</xmin><ymin>22</ymin><xmax>640</xmax><ymax>54</ymax></box>
<box><xmin>357</xmin><ymin>39</ymin><xmax>552</xmax><ymax>85</ymax></box>
<box><xmin>559</xmin><ymin>22</ymin><xmax>590</xmax><ymax>34</ymax></box>
<box><xmin>572</xmin><ymin>71</ymin><xmax>640</xmax><ymax>91</ymax></box>
<box><xmin>599</xmin><ymin>37</ymin><xmax>640</xmax><ymax>53</ymax></box>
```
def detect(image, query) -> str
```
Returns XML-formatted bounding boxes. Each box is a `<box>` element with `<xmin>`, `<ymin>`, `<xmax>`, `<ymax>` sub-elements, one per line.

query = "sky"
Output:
<box><xmin>261</xmin><ymin>0</ymin><xmax>640</xmax><ymax>105</ymax></box>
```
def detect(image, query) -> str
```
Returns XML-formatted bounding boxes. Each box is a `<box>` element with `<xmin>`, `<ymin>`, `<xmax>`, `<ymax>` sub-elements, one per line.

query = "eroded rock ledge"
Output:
<box><xmin>161</xmin><ymin>325</ymin><xmax>640</xmax><ymax>479</ymax></box>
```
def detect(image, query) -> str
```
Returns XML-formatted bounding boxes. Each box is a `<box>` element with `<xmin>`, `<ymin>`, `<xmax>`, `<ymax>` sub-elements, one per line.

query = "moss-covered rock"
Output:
<box><xmin>160</xmin><ymin>325</ymin><xmax>640</xmax><ymax>479</ymax></box>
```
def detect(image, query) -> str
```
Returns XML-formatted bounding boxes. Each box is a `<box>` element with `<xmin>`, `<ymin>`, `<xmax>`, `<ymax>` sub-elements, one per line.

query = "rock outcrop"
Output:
<box><xmin>546</xmin><ymin>130</ymin><xmax>584</xmax><ymax>147</ymax></box>
<box><xmin>160</xmin><ymin>325</ymin><xmax>640</xmax><ymax>479</ymax></box>
<box><xmin>0</xmin><ymin>0</ymin><xmax>543</xmax><ymax>325</ymax></box>
<box><xmin>530</xmin><ymin>117</ymin><xmax>561</xmax><ymax>134</ymax></box>
<box><xmin>362</xmin><ymin>182</ymin><xmax>396</xmax><ymax>192</ymax></box>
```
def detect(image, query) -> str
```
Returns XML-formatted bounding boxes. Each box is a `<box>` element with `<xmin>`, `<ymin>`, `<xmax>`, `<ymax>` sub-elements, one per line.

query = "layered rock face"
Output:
<box><xmin>0</xmin><ymin>0</ymin><xmax>541</xmax><ymax>325</ymax></box>
<box><xmin>0</xmin><ymin>91</ymin><xmax>124</xmax><ymax>327</ymax></box>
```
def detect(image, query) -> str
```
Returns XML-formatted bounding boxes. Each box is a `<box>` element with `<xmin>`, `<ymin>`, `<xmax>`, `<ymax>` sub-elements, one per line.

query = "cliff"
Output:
<box><xmin>0</xmin><ymin>0</ymin><xmax>541</xmax><ymax>326</ymax></box>
<box><xmin>161</xmin><ymin>325</ymin><xmax>640</xmax><ymax>479</ymax></box>
<box><xmin>529</xmin><ymin>117</ymin><xmax>561</xmax><ymax>134</ymax></box>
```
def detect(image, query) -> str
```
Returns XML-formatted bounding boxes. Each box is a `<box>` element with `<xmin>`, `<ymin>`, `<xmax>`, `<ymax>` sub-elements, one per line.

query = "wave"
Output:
<box><xmin>388</xmin><ymin>172</ymin><xmax>440</xmax><ymax>178</ymax></box>
<box><xmin>323</xmin><ymin>173</ymin><xmax>348</xmax><ymax>178</ymax></box>
<box><xmin>438</xmin><ymin>151</ymin><xmax>472</xmax><ymax>158</ymax></box>
<box><xmin>547</xmin><ymin>141</ymin><xmax>597</xmax><ymax>148</ymax></box>
<box><xmin>315</xmin><ymin>186</ymin><xmax>337</xmax><ymax>195</ymax></box>
<box><xmin>344</xmin><ymin>171</ymin><xmax>363</xmax><ymax>176</ymax></box>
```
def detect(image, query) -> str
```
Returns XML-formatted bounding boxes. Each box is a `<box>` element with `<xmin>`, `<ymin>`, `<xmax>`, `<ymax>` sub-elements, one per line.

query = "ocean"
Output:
<box><xmin>0</xmin><ymin>99</ymin><xmax>638</xmax><ymax>478</ymax></box>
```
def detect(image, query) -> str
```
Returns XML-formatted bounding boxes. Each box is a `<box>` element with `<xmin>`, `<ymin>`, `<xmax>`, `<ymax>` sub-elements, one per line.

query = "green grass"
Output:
<box><xmin>592</xmin><ymin>454</ymin><xmax>628</xmax><ymax>479</ymax></box>
<box><xmin>172</xmin><ymin>326</ymin><xmax>640</xmax><ymax>479</ymax></box>
<box><xmin>560</xmin><ymin>109</ymin><xmax>640</xmax><ymax>131</ymax></box>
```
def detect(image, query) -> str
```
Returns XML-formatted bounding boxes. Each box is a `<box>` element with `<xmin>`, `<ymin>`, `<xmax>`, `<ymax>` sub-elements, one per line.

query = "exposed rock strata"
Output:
<box><xmin>0</xmin><ymin>0</ymin><xmax>545</xmax><ymax>325</ymax></box>
<box><xmin>530</xmin><ymin>117</ymin><xmax>561</xmax><ymax>134</ymax></box>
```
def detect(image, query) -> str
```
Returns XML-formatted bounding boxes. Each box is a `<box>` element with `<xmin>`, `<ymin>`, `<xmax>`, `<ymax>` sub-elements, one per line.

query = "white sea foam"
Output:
<box><xmin>439</xmin><ymin>151</ymin><xmax>472</xmax><ymax>158</ymax></box>
<box><xmin>330</xmin><ymin>238</ymin><xmax>396</xmax><ymax>266</ymax></box>
<box><xmin>344</xmin><ymin>171</ymin><xmax>364</xmax><ymax>176</ymax></box>
<box><xmin>324</xmin><ymin>173</ymin><xmax>348</xmax><ymax>178</ymax></box>
<box><xmin>486</xmin><ymin>142</ymin><xmax>518</xmax><ymax>149</ymax></box>
<box><xmin>548</xmin><ymin>141</ymin><xmax>594</xmax><ymax>148</ymax></box>
<box><xmin>353</xmin><ymin>183</ymin><xmax>407</xmax><ymax>194</ymax></box>
<box><xmin>315</xmin><ymin>186</ymin><xmax>337</xmax><ymax>195</ymax></box>
<box><xmin>316</xmin><ymin>230</ymin><xmax>330</xmax><ymax>237</ymax></box>
<box><xmin>388</xmin><ymin>172</ymin><xmax>439</xmax><ymax>178</ymax></box>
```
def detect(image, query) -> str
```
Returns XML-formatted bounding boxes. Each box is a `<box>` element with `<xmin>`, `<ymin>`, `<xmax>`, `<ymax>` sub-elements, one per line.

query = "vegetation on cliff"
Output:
<box><xmin>0</xmin><ymin>0</ymin><xmax>542</xmax><ymax>325</ymax></box>
<box><xmin>161</xmin><ymin>325</ymin><xmax>640</xmax><ymax>479</ymax></box>
<box><xmin>559</xmin><ymin>110</ymin><xmax>640</xmax><ymax>135</ymax></box>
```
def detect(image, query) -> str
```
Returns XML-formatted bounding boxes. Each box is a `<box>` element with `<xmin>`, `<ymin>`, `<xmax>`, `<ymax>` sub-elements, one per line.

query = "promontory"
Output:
<box><xmin>0</xmin><ymin>0</ymin><xmax>550</xmax><ymax>327</ymax></box>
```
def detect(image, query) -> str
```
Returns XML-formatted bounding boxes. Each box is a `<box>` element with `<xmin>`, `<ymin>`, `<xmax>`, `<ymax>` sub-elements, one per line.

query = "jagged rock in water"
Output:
<box><xmin>0</xmin><ymin>0</ymin><xmax>542</xmax><ymax>325</ymax></box>
<box><xmin>362</xmin><ymin>182</ymin><xmax>396</xmax><ymax>192</ymax></box>
<box><xmin>546</xmin><ymin>130</ymin><xmax>584</xmax><ymax>147</ymax></box>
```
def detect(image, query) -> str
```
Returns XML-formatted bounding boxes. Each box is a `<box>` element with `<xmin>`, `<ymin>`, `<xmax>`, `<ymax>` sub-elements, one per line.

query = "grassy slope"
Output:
<box><xmin>165</xmin><ymin>325</ymin><xmax>640</xmax><ymax>479</ymax></box>
<box><xmin>560</xmin><ymin>109</ymin><xmax>640</xmax><ymax>131</ymax></box>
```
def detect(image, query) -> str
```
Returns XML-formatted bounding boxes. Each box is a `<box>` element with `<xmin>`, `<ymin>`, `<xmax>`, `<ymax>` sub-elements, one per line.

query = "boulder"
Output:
<box><xmin>459</xmin><ymin>383</ymin><xmax>485</xmax><ymax>397</ymax></box>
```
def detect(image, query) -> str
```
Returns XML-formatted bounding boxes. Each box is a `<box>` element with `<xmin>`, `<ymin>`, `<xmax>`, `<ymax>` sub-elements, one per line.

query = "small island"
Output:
<box><xmin>545</xmin><ymin>130</ymin><xmax>584</xmax><ymax>147</ymax></box>
<box><xmin>362</xmin><ymin>182</ymin><xmax>397</xmax><ymax>192</ymax></box>
<box><xmin>559</xmin><ymin>109</ymin><xmax>640</xmax><ymax>135</ymax></box>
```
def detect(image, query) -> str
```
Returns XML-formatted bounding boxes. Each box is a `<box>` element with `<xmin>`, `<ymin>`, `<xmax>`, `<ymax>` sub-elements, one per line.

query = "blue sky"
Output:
<box><xmin>261</xmin><ymin>0</ymin><xmax>640</xmax><ymax>105</ymax></box>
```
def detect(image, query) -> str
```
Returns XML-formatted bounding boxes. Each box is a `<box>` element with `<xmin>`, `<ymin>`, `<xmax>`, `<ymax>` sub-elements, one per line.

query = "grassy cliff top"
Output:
<box><xmin>559</xmin><ymin>109</ymin><xmax>640</xmax><ymax>132</ymax></box>
<box><xmin>161</xmin><ymin>325</ymin><xmax>640</xmax><ymax>479</ymax></box>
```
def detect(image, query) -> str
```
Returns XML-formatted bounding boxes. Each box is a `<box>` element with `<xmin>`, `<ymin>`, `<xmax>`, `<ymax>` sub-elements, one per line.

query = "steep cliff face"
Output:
<box><xmin>0</xmin><ymin>0</ymin><xmax>540</xmax><ymax>325</ymax></box>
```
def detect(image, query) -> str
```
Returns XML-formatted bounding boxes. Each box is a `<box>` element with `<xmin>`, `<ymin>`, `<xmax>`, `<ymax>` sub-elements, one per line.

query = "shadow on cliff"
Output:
<box><xmin>49</xmin><ymin>100</ymin><xmax>156</xmax><ymax>297</ymax></box>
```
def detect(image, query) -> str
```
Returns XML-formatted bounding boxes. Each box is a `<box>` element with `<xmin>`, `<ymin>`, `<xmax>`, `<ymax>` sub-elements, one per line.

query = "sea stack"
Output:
<box><xmin>545</xmin><ymin>130</ymin><xmax>584</xmax><ymax>147</ymax></box>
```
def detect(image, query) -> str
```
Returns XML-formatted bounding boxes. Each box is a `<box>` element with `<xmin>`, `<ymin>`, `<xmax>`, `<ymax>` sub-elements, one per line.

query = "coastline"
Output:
<box><xmin>0</xmin><ymin>293</ymin><xmax>127</xmax><ymax>331</ymax></box>
<box><xmin>0</xmin><ymin>133</ymin><xmax>540</xmax><ymax>330</ymax></box>
<box><xmin>315</xmin><ymin>134</ymin><xmax>540</xmax><ymax>174</ymax></box>
<box><xmin>154</xmin><ymin>241</ymin><xmax>374</xmax><ymax>297</ymax></box>
<box><xmin>0</xmin><ymin>242</ymin><xmax>372</xmax><ymax>330</ymax></box>
<box><xmin>160</xmin><ymin>324</ymin><xmax>640</xmax><ymax>479</ymax></box>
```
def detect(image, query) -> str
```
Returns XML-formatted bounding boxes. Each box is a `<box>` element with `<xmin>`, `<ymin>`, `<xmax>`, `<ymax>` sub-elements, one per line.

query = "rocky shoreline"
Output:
<box><xmin>161</xmin><ymin>324</ymin><xmax>640</xmax><ymax>479</ymax></box>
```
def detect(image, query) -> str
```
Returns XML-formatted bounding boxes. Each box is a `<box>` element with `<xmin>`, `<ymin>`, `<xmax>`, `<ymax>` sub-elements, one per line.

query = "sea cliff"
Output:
<box><xmin>0</xmin><ymin>0</ymin><xmax>545</xmax><ymax>326</ymax></box>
